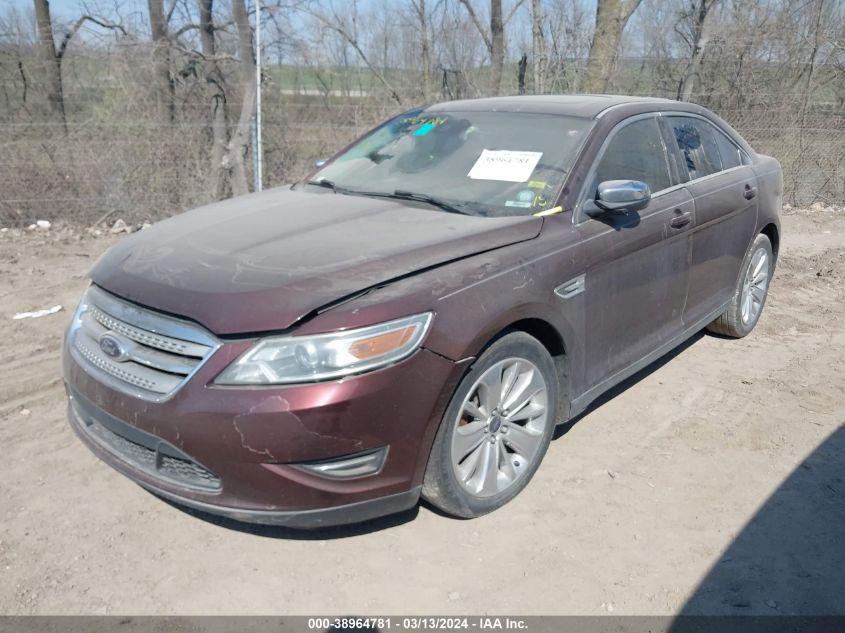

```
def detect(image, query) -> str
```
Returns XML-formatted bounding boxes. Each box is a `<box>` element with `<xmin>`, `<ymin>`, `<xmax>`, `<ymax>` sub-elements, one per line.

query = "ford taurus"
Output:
<box><xmin>63</xmin><ymin>95</ymin><xmax>782</xmax><ymax>527</ymax></box>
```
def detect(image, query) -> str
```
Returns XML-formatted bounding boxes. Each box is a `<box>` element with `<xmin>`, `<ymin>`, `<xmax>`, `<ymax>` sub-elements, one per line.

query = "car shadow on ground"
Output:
<box><xmin>157</xmin><ymin>331</ymin><xmax>709</xmax><ymax>539</ymax></box>
<box><xmin>670</xmin><ymin>423</ymin><xmax>845</xmax><ymax>618</ymax></box>
<box><xmin>156</xmin><ymin>494</ymin><xmax>422</xmax><ymax>540</ymax></box>
<box><xmin>554</xmin><ymin>331</ymin><xmax>705</xmax><ymax>440</ymax></box>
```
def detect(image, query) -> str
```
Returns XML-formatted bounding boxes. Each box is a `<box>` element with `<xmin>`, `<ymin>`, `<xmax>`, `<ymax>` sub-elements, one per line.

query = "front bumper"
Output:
<box><xmin>63</xmin><ymin>338</ymin><xmax>467</xmax><ymax>528</ymax></box>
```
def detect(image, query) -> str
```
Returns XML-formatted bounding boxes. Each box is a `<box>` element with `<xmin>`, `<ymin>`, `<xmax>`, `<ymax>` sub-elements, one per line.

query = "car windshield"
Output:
<box><xmin>306</xmin><ymin>109</ymin><xmax>592</xmax><ymax>217</ymax></box>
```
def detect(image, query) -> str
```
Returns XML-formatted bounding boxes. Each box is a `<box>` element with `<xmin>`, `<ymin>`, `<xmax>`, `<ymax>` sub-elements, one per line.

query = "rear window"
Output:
<box><xmin>711</xmin><ymin>127</ymin><xmax>745</xmax><ymax>169</ymax></box>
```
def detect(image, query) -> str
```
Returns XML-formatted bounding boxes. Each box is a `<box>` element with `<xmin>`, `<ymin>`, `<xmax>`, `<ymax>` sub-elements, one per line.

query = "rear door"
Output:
<box><xmin>574</xmin><ymin>114</ymin><xmax>694</xmax><ymax>394</ymax></box>
<box><xmin>661</xmin><ymin>115</ymin><xmax>758</xmax><ymax>325</ymax></box>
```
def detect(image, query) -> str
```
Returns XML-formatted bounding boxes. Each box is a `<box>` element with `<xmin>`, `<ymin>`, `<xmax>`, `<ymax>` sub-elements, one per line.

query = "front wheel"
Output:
<box><xmin>707</xmin><ymin>233</ymin><xmax>774</xmax><ymax>338</ymax></box>
<box><xmin>422</xmin><ymin>331</ymin><xmax>558</xmax><ymax>518</ymax></box>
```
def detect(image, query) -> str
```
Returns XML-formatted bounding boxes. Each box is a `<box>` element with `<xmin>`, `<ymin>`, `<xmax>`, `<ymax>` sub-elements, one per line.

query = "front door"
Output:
<box><xmin>574</xmin><ymin>115</ymin><xmax>694</xmax><ymax>395</ymax></box>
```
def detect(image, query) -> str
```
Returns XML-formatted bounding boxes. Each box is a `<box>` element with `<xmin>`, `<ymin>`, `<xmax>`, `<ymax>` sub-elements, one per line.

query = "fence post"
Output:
<box><xmin>252</xmin><ymin>0</ymin><xmax>263</xmax><ymax>192</ymax></box>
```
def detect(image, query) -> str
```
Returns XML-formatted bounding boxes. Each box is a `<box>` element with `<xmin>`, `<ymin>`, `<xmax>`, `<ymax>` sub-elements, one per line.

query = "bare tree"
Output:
<box><xmin>531</xmin><ymin>0</ymin><xmax>546</xmax><ymax>93</ymax></box>
<box><xmin>583</xmin><ymin>0</ymin><xmax>642</xmax><ymax>93</ymax></box>
<box><xmin>33</xmin><ymin>0</ymin><xmax>66</xmax><ymax>128</ymax></box>
<box><xmin>799</xmin><ymin>0</ymin><xmax>828</xmax><ymax>123</ymax></box>
<box><xmin>4</xmin><ymin>0</ymin><xmax>845</xmax><ymax>229</ymax></box>
<box><xmin>542</xmin><ymin>0</ymin><xmax>591</xmax><ymax>92</ymax></box>
<box><xmin>223</xmin><ymin>0</ymin><xmax>256</xmax><ymax>196</ymax></box>
<box><xmin>489</xmin><ymin>0</ymin><xmax>504</xmax><ymax>94</ymax></box>
<box><xmin>458</xmin><ymin>0</ymin><xmax>525</xmax><ymax>95</ymax></box>
<box><xmin>198</xmin><ymin>0</ymin><xmax>230</xmax><ymax>198</ymax></box>
<box><xmin>31</xmin><ymin>0</ymin><xmax>129</xmax><ymax>130</ymax></box>
<box><xmin>303</xmin><ymin>1</ymin><xmax>403</xmax><ymax>103</ymax></box>
<box><xmin>148</xmin><ymin>0</ymin><xmax>176</xmax><ymax>122</ymax></box>
<box><xmin>676</xmin><ymin>0</ymin><xmax>721</xmax><ymax>101</ymax></box>
<box><xmin>410</xmin><ymin>0</ymin><xmax>432</xmax><ymax>99</ymax></box>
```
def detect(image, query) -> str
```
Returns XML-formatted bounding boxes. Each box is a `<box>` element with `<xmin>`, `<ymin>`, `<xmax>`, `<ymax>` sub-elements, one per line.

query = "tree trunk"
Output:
<box><xmin>799</xmin><ymin>0</ymin><xmax>826</xmax><ymax>126</ymax></box>
<box><xmin>583</xmin><ymin>0</ymin><xmax>642</xmax><ymax>93</ymax></box>
<box><xmin>531</xmin><ymin>0</ymin><xmax>546</xmax><ymax>94</ymax></box>
<box><xmin>33</xmin><ymin>0</ymin><xmax>66</xmax><ymax>129</ymax></box>
<box><xmin>414</xmin><ymin>0</ymin><xmax>431</xmax><ymax>100</ymax></box>
<box><xmin>456</xmin><ymin>0</ymin><xmax>509</xmax><ymax>95</ymax></box>
<box><xmin>677</xmin><ymin>0</ymin><xmax>718</xmax><ymax>101</ymax></box>
<box><xmin>148</xmin><ymin>0</ymin><xmax>175</xmax><ymax>122</ymax></box>
<box><xmin>198</xmin><ymin>0</ymin><xmax>229</xmax><ymax>199</ymax></box>
<box><xmin>490</xmin><ymin>0</ymin><xmax>504</xmax><ymax>95</ymax></box>
<box><xmin>226</xmin><ymin>0</ymin><xmax>256</xmax><ymax>197</ymax></box>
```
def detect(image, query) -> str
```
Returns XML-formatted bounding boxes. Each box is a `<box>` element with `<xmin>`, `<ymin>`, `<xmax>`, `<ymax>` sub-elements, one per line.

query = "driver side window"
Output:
<box><xmin>592</xmin><ymin>117</ymin><xmax>672</xmax><ymax>196</ymax></box>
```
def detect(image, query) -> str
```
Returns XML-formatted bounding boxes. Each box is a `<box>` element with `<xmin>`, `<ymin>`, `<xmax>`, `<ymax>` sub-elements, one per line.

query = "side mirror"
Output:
<box><xmin>588</xmin><ymin>180</ymin><xmax>651</xmax><ymax>216</ymax></box>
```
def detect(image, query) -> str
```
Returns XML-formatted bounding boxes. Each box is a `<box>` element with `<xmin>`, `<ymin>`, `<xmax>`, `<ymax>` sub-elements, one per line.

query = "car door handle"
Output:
<box><xmin>670</xmin><ymin>213</ymin><xmax>691</xmax><ymax>229</ymax></box>
<box><xmin>744</xmin><ymin>185</ymin><xmax>758</xmax><ymax>200</ymax></box>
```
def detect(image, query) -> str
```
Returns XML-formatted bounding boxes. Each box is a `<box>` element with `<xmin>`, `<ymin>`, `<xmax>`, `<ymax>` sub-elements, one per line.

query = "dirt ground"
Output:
<box><xmin>0</xmin><ymin>209</ymin><xmax>843</xmax><ymax>616</ymax></box>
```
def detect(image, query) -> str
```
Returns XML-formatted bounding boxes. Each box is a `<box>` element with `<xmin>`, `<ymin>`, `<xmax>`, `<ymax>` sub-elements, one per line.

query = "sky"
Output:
<box><xmin>5</xmin><ymin>0</ymin><xmax>143</xmax><ymax>21</ymax></box>
<box><xmin>3</xmin><ymin>0</ymin><xmax>600</xmax><ymax>52</ymax></box>
<box><xmin>5</xmin><ymin>0</ymin><xmax>144</xmax><ymax>21</ymax></box>
<box><xmin>8</xmin><ymin>0</ymin><xmax>79</xmax><ymax>17</ymax></box>
<box><xmin>6</xmin><ymin>0</ymin><xmax>601</xmax><ymax>22</ymax></box>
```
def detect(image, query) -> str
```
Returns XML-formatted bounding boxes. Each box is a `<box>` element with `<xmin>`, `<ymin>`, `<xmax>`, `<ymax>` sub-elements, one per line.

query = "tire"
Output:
<box><xmin>706</xmin><ymin>233</ymin><xmax>774</xmax><ymax>338</ymax></box>
<box><xmin>422</xmin><ymin>331</ymin><xmax>558</xmax><ymax>518</ymax></box>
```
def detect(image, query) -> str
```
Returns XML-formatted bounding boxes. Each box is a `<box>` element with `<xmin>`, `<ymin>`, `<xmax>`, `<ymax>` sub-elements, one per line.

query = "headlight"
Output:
<box><xmin>214</xmin><ymin>312</ymin><xmax>433</xmax><ymax>385</ymax></box>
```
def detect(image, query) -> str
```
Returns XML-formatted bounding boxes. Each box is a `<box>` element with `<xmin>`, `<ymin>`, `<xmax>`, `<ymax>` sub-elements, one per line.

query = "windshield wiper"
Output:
<box><xmin>305</xmin><ymin>181</ymin><xmax>474</xmax><ymax>216</ymax></box>
<box><xmin>389</xmin><ymin>190</ymin><xmax>470</xmax><ymax>215</ymax></box>
<box><xmin>305</xmin><ymin>178</ymin><xmax>339</xmax><ymax>193</ymax></box>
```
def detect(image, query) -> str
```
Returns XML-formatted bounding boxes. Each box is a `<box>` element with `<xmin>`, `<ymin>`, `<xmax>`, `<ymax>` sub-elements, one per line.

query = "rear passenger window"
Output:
<box><xmin>711</xmin><ymin>128</ymin><xmax>744</xmax><ymax>169</ymax></box>
<box><xmin>593</xmin><ymin>117</ymin><xmax>671</xmax><ymax>195</ymax></box>
<box><xmin>668</xmin><ymin>117</ymin><xmax>723</xmax><ymax>180</ymax></box>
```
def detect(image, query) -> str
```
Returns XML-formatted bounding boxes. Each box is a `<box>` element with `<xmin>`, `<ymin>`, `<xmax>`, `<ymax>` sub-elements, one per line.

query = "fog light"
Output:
<box><xmin>294</xmin><ymin>447</ymin><xmax>388</xmax><ymax>479</ymax></box>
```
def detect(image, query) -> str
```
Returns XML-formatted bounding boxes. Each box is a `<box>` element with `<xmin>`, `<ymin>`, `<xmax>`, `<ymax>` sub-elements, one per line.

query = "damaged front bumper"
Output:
<box><xmin>63</xmin><ymin>337</ymin><xmax>467</xmax><ymax>528</ymax></box>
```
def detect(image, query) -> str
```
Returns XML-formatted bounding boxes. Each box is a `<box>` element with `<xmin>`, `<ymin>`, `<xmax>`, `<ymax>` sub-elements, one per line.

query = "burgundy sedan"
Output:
<box><xmin>63</xmin><ymin>95</ymin><xmax>782</xmax><ymax>527</ymax></box>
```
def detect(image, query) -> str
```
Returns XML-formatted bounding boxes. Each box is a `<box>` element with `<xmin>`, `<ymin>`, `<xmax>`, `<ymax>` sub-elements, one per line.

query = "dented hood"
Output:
<box><xmin>91</xmin><ymin>188</ymin><xmax>542</xmax><ymax>334</ymax></box>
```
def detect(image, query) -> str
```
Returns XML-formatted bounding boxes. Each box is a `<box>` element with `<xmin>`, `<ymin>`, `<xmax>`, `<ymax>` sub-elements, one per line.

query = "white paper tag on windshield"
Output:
<box><xmin>468</xmin><ymin>150</ymin><xmax>543</xmax><ymax>182</ymax></box>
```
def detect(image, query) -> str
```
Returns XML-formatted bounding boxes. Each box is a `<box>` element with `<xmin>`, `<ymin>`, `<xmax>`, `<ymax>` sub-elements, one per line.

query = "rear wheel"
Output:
<box><xmin>707</xmin><ymin>233</ymin><xmax>773</xmax><ymax>338</ymax></box>
<box><xmin>422</xmin><ymin>331</ymin><xmax>558</xmax><ymax>518</ymax></box>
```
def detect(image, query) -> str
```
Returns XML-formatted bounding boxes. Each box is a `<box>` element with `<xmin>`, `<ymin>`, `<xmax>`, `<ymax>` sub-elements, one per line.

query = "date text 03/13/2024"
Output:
<box><xmin>306</xmin><ymin>617</ymin><xmax>529</xmax><ymax>630</ymax></box>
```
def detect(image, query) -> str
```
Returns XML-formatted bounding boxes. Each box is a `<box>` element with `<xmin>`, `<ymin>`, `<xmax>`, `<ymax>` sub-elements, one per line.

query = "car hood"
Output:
<box><xmin>91</xmin><ymin>187</ymin><xmax>542</xmax><ymax>335</ymax></box>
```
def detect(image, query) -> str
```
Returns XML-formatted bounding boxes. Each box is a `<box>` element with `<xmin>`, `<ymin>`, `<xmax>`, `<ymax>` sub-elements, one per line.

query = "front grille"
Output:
<box><xmin>68</xmin><ymin>285</ymin><xmax>219</xmax><ymax>401</ymax></box>
<box><xmin>69</xmin><ymin>390</ymin><xmax>221</xmax><ymax>492</ymax></box>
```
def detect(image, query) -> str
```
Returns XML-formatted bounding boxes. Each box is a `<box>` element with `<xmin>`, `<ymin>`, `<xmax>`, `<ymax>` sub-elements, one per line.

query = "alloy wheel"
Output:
<box><xmin>741</xmin><ymin>247</ymin><xmax>770</xmax><ymax>325</ymax></box>
<box><xmin>450</xmin><ymin>358</ymin><xmax>550</xmax><ymax>498</ymax></box>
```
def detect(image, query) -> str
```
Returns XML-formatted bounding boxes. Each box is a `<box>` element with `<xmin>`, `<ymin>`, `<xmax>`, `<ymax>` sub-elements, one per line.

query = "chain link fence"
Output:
<box><xmin>723</xmin><ymin>109</ymin><xmax>844</xmax><ymax>207</ymax></box>
<box><xmin>1</xmin><ymin>50</ymin><xmax>842</xmax><ymax>227</ymax></box>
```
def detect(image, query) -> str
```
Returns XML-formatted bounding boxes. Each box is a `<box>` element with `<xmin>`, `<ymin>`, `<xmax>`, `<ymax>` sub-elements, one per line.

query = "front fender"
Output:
<box><xmin>297</xmin><ymin>221</ymin><xmax>587</xmax><ymax>407</ymax></box>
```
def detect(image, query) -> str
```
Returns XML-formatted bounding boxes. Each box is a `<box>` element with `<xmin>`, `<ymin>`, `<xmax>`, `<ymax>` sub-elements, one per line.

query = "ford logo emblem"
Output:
<box><xmin>99</xmin><ymin>333</ymin><xmax>130</xmax><ymax>362</ymax></box>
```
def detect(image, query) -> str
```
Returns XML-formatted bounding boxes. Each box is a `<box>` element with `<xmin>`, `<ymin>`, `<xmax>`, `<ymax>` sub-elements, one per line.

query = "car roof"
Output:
<box><xmin>424</xmin><ymin>94</ymin><xmax>683</xmax><ymax>119</ymax></box>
